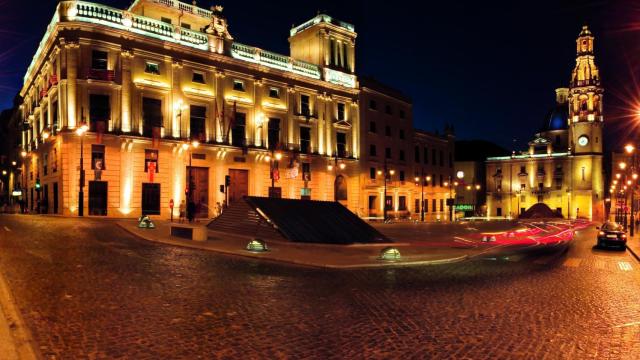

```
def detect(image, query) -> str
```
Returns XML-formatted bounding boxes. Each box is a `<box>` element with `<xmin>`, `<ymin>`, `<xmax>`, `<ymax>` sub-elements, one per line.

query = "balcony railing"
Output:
<box><xmin>230</xmin><ymin>43</ymin><xmax>321</xmax><ymax>79</ymax></box>
<box><xmin>147</xmin><ymin>0</ymin><xmax>213</xmax><ymax>18</ymax></box>
<box><xmin>88</xmin><ymin>69</ymin><xmax>115</xmax><ymax>81</ymax></box>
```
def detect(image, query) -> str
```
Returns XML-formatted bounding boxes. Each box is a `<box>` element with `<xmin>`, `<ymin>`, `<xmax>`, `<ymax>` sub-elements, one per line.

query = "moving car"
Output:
<box><xmin>596</xmin><ymin>222</ymin><xmax>627</xmax><ymax>249</ymax></box>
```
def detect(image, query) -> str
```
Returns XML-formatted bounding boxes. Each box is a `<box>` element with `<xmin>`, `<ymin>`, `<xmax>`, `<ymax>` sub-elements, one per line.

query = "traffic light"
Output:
<box><xmin>35</xmin><ymin>178</ymin><xmax>41</xmax><ymax>191</ymax></box>
<box><xmin>225</xmin><ymin>175</ymin><xmax>231</xmax><ymax>187</ymax></box>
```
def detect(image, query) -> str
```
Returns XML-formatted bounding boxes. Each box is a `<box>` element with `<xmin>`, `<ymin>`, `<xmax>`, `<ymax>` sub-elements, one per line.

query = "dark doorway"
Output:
<box><xmin>187</xmin><ymin>167</ymin><xmax>209</xmax><ymax>218</ymax></box>
<box><xmin>43</xmin><ymin>184</ymin><xmax>49</xmax><ymax>214</ymax></box>
<box><xmin>53</xmin><ymin>182</ymin><xmax>58</xmax><ymax>214</ymax></box>
<box><xmin>88</xmin><ymin>181</ymin><xmax>108</xmax><ymax>216</ymax></box>
<box><xmin>142</xmin><ymin>183</ymin><xmax>161</xmax><ymax>215</ymax></box>
<box><xmin>368</xmin><ymin>195</ymin><xmax>377</xmax><ymax>216</ymax></box>
<box><xmin>335</xmin><ymin>175</ymin><xmax>347</xmax><ymax>202</ymax></box>
<box><xmin>228</xmin><ymin>169</ymin><xmax>249</xmax><ymax>204</ymax></box>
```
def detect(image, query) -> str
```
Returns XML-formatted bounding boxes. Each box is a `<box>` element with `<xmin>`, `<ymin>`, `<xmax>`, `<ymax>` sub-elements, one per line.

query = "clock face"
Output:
<box><xmin>578</xmin><ymin>135</ymin><xmax>589</xmax><ymax>147</ymax></box>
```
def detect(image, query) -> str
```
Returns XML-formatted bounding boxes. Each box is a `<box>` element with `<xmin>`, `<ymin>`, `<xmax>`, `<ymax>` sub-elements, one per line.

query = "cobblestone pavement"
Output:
<box><xmin>1</xmin><ymin>215</ymin><xmax>640</xmax><ymax>359</ymax></box>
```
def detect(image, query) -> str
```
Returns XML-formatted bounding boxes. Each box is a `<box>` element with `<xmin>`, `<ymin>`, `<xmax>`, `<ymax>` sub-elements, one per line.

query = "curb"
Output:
<box><xmin>115</xmin><ymin>223</ymin><xmax>469</xmax><ymax>270</ymax></box>
<box><xmin>0</xmin><ymin>268</ymin><xmax>39</xmax><ymax>360</ymax></box>
<box><xmin>626</xmin><ymin>244</ymin><xmax>640</xmax><ymax>264</ymax></box>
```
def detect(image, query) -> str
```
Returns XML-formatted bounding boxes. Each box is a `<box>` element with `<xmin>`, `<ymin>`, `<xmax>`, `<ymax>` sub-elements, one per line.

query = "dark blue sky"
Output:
<box><xmin>0</xmin><ymin>0</ymin><xmax>637</xmax><ymax>150</ymax></box>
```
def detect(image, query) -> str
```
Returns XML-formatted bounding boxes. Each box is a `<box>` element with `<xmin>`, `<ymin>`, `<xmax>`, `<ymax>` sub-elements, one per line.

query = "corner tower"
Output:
<box><xmin>568</xmin><ymin>25</ymin><xmax>604</xmax><ymax>154</ymax></box>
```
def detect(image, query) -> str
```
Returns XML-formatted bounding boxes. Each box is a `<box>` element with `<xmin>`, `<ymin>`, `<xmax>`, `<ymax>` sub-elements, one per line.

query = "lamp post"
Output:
<box><xmin>267</xmin><ymin>150</ymin><xmax>282</xmax><ymax>197</ymax></box>
<box><xmin>76</xmin><ymin>123</ymin><xmax>89</xmax><ymax>216</ymax></box>
<box><xmin>382</xmin><ymin>158</ymin><xmax>394</xmax><ymax>222</ymax></box>
<box><xmin>414</xmin><ymin>169</ymin><xmax>431</xmax><ymax>222</ymax></box>
<box><xmin>625</xmin><ymin>144</ymin><xmax>637</xmax><ymax>236</ymax></box>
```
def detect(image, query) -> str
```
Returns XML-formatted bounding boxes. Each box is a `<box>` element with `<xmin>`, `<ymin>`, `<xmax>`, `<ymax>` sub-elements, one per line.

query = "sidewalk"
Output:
<box><xmin>0</xmin><ymin>268</ymin><xmax>38</xmax><ymax>360</ymax></box>
<box><xmin>116</xmin><ymin>219</ymin><xmax>481</xmax><ymax>269</ymax></box>
<box><xmin>626</xmin><ymin>232</ymin><xmax>640</xmax><ymax>263</ymax></box>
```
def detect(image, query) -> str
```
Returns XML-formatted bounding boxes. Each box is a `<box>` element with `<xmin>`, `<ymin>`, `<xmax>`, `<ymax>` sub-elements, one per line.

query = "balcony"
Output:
<box><xmin>88</xmin><ymin>69</ymin><xmax>115</xmax><ymax>82</ymax></box>
<box><xmin>230</xmin><ymin>43</ymin><xmax>321</xmax><ymax>79</ymax></box>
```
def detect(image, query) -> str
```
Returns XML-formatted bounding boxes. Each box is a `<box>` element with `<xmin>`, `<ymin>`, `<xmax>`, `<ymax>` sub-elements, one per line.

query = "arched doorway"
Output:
<box><xmin>334</xmin><ymin>175</ymin><xmax>348</xmax><ymax>202</ymax></box>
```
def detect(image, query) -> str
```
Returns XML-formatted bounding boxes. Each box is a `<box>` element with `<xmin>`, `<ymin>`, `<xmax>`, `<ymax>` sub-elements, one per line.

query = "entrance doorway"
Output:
<box><xmin>88</xmin><ymin>181</ymin><xmax>108</xmax><ymax>216</ymax></box>
<box><xmin>335</xmin><ymin>175</ymin><xmax>347</xmax><ymax>202</ymax></box>
<box><xmin>53</xmin><ymin>182</ymin><xmax>58</xmax><ymax>214</ymax></box>
<box><xmin>228</xmin><ymin>169</ymin><xmax>249</xmax><ymax>204</ymax></box>
<box><xmin>187</xmin><ymin>167</ymin><xmax>209</xmax><ymax>218</ymax></box>
<box><xmin>142</xmin><ymin>183</ymin><xmax>161</xmax><ymax>215</ymax></box>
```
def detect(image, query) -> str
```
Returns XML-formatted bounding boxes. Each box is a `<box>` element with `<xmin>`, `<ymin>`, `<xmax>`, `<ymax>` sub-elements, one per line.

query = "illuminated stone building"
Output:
<box><xmin>19</xmin><ymin>0</ymin><xmax>362</xmax><ymax>217</ymax></box>
<box><xmin>485</xmin><ymin>26</ymin><xmax>604</xmax><ymax>220</ymax></box>
<box><xmin>357</xmin><ymin>76</ymin><xmax>455</xmax><ymax>220</ymax></box>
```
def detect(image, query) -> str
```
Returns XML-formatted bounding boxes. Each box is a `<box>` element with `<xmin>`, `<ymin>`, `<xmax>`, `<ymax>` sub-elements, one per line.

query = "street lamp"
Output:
<box><xmin>76</xmin><ymin>123</ymin><xmax>89</xmax><ymax>216</ymax></box>
<box><xmin>624</xmin><ymin>144</ymin><xmax>637</xmax><ymax>235</ymax></box>
<box><xmin>448</xmin><ymin>170</ymin><xmax>464</xmax><ymax>222</ymax></box>
<box><xmin>414</xmin><ymin>168</ymin><xmax>431</xmax><ymax>222</ymax></box>
<box><xmin>382</xmin><ymin>158</ymin><xmax>394</xmax><ymax>222</ymax></box>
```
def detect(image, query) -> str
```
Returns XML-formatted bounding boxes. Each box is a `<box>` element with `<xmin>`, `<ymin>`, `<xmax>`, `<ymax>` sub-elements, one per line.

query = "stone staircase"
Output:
<box><xmin>207</xmin><ymin>200</ymin><xmax>284</xmax><ymax>240</ymax></box>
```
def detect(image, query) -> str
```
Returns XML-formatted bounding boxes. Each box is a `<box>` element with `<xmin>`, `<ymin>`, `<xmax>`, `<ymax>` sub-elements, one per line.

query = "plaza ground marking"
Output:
<box><xmin>614</xmin><ymin>321</ymin><xmax>640</xmax><ymax>328</ymax></box>
<box><xmin>618</xmin><ymin>262</ymin><xmax>633</xmax><ymax>272</ymax></box>
<box><xmin>594</xmin><ymin>260</ymin><xmax>605</xmax><ymax>270</ymax></box>
<box><xmin>3</xmin><ymin>226</ymin><xmax>9</xmax><ymax>232</ymax></box>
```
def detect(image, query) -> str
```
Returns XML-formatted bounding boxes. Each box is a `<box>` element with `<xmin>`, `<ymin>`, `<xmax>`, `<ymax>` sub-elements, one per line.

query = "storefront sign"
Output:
<box><xmin>11</xmin><ymin>190</ymin><xmax>22</xmax><ymax>197</ymax></box>
<box><xmin>454</xmin><ymin>204</ymin><xmax>474</xmax><ymax>211</ymax></box>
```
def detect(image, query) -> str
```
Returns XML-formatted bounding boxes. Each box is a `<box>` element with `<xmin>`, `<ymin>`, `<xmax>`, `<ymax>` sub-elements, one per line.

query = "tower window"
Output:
<box><xmin>91</xmin><ymin>50</ymin><xmax>108</xmax><ymax>70</ymax></box>
<box><xmin>269</xmin><ymin>87</ymin><xmax>280</xmax><ymax>99</ymax></box>
<box><xmin>337</xmin><ymin>103</ymin><xmax>346</xmax><ymax>121</ymax></box>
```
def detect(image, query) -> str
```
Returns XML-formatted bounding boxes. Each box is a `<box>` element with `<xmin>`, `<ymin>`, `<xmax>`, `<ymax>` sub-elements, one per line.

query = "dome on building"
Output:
<box><xmin>545</xmin><ymin>104</ymin><xmax>569</xmax><ymax>131</ymax></box>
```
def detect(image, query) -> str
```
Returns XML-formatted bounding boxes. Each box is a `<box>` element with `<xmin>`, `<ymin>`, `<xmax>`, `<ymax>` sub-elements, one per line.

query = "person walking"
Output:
<box><xmin>187</xmin><ymin>200</ymin><xmax>196</xmax><ymax>223</ymax></box>
<box><xmin>179</xmin><ymin>200</ymin><xmax>186</xmax><ymax>223</ymax></box>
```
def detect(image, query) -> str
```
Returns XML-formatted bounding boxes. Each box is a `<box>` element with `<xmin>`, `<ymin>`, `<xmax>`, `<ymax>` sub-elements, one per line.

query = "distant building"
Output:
<box><xmin>454</xmin><ymin>140</ymin><xmax>509</xmax><ymax>216</ymax></box>
<box><xmin>486</xmin><ymin>26</ymin><xmax>604</xmax><ymax>220</ymax></box>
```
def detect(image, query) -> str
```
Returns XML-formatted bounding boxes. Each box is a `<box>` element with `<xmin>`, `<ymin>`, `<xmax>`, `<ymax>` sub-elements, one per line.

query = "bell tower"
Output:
<box><xmin>568</xmin><ymin>25</ymin><xmax>604</xmax><ymax>155</ymax></box>
<box><xmin>567</xmin><ymin>25</ymin><xmax>604</xmax><ymax>221</ymax></box>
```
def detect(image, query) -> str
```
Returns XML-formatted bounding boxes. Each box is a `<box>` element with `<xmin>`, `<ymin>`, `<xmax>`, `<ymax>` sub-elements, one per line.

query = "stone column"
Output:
<box><xmin>120</xmin><ymin>49</ymin><xmax>133</xmax><ymax>133</ymax></box>
<box><xmin>253</xmin><ymin>79</ymin><xmax>263</xmax><ymax>147</ymax></box>
<box><xmin>287</xmin><ymin>86</ymin><xmax>296</xmax><ymax>146</ymax></box>
<box><xmin>65</xmin><ymin>41</ymin><xmax>79</xmax><ymax>129</ymax></box>
<box><xmin>214</xmin><ymin>70</ymin><xmax>226</xmax><ymax>142</ymax></box>
<box><xmin>171</xmin><ymin>60</ymin><xmax>183</xmax><ymax>138</ymax></box>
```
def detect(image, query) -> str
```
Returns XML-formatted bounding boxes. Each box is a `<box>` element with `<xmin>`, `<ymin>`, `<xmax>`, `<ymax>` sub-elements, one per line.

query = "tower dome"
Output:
<box><xmin>541</xmin><ymin>88</ymin><xmax>569</xmax><ymax>131</ymax></box>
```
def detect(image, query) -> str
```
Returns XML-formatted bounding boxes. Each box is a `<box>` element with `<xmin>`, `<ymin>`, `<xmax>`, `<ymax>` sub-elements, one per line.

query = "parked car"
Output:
<box><xmin>596</xmin><ymin>222</ymin><xmax>627</xmax><ymax>249</ymax></box>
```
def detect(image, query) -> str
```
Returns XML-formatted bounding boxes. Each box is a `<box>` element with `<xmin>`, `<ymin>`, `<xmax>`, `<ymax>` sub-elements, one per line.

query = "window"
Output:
<box><xmin>432</xmin><ymin>149</ymin><xmax>437</xmax><ymax>164</ymax></box>
<box><xmin>91</xmin><ymin>50</ymin><xmax>108</xmax><ymax>70</ymax></box>
<box><xmin>181</xmin><ymin>22</ymin><xmax>191</xmax><ymax>29</ymax></box>
<box><xmin>190</xmin><ymin>105</ymin><xmax>206</xmax><ymax>141</ymax></box>
<box><xmin>385</xmin><ymin>147</ymin><xmax>391</xmax><ymax>159</ymax></box>
<box><xmin>432</xmin><ymin>199</ymin><xmax>436</xmax><ymax>212</ymax></box>
<box><xmin>336</xmin><ymin>132</ymin><xmax>347</xmax><ymax>157</ymax></box>
<box><xmin>161</xmin><ymin>17</ymin><xmax>172</xmax><ymax>24</ymax></box>
<box><xmin>192</xmin><ymin>71</ymin><xmax>205</xmax><ymax>84</ymax></box>
<box><xmin>440</xmin><ymin>199</ymin><xmax>444</xmax><ymax>212</ymax></box>
<box><xmin>440</xmin><ymin>174</ymin><xmax>443</xmax><ymax>186</ymax></box>
<box><xmin>337</xmin><ymin>103</ymin><xmax>346</xmax><ymax>121</ymax></box>
<box><xmin>521</xmin><ymin>183</ymin><xmax>526</xmax><ymax>190</ymax></box>
<box><xmin>432</xmin><ymin>174</ymin><xmax>436</xmax><ymax>186</ymax></box>
<box><xmin>424</xmin><ymin>199</ymin><xmax>429</xmax><ymax>212</ymax></box>
<box><xmin>269</xmin><ymin>87</ymin><xmax>280</xmax><ymax>99</ymax></box>
<box><xmin>399</xmin><ymin>150</ymin><xmax>405</xmax><ymax>161</ymax></box>
<box><xmin>268</xmin><ymin>118</ymin><xmax>280</xmax><ymax>150</ymax></box>
<box><xmin>52</xmin><ymin>101</ymin><xmax>59</xmax><ymax>128</ymax></box>
<box><xmin>89</xmin><ymin>94</ymin><xmax>110</xmax><ymax>131</ymax></box>
<box><xmin>385</xmin><ymin>104</ymin><xmax>392</xmax><ymax>115</ymax></box>
<box><xmin>144</xmin><ymin>149</ymin><xmax>159</xmax><ymax>172</ymax></box>
<box><xmin>385</xmin><ymin>126</ymin><xmax>391</xmax><ymax>137</ymax></box>
<box><xmin>300</xmin><ymin>126</ymin><xmax>311</xmax><ymax>153</ymax></box>
<box><xmin>231</xmin><ymin>112</ymin><xmax>246</xmax><ymax>147</ymax></box>
<box><xmin>302</xmin><ymin>163</ymin><xmax>311</xmax><ymax>181</ymax></box>
<box><xmin>399</xmin><ymin>129</ymin><xmax>405</xmax><ymax>140</ymax></box>
<box><xmin>370</xmin><ymin>168</ymin><xmax>376</xmax><ymax>180</ymax></box>
<box><xmin>91</xmin><ymin>144</ymin><xmax>105</xmax><ymax>170</ymax></box>
<box><xmin>399</xmin><ymin>171</ymin><xmax>405</xmax><ymax>182</ymax></box>
<box><xmin>415</xmin><ymin>199</ymin><xmax>420</xmax><ymax>213</ymax></box>
<box><xmin>52</xmin><ymin>148</ymin><xmax>57</xmax><ymax>173</ymax></box>
<box><xmin>385</xmin><ymin>196</ymin><xmax>393</xmax><ymax>210</ymax></box>
<box><xmin>300</xmin><ymin>94</ymin><xmax>310</xmax><ymax>116</ymax></box>
<box><xmin>400</xmin><ymin>110</ymin><xmax>405</xmax><ymax>119</ymax></box>
<box><xmin>449</xmin><ymin>153</ymin><xmax>453</xmax><ymax>168</ymax></box>
<box><xmin>142</xmin><ymin>97</ymin><xmax>162</xmax><ymax>137</ymax></box>
<box><xmin>424</xmin><ymin>147</ymin><xmax>429</xmax><ymax>164</ymax></box>
<box><xmin>369</xmin><ymin>100</ymin><xmax>377</xmax><ymax>110</ymax></box>
<box><xmin>496</xmin><ymin>179</ymin><xmax>502</xmax><ymax>191</ymax></box>
<box><xmin>369</xmin><ymin>144</ymin><xmax>377</xmax><ymax>157</ymax></box>
<box><xmin>414</xmin><ymin>146</ymin><xmax>420</xmax><ymax>163</ymax></box>
<box><xmin>582</xmin><ymin>166</ymin><xmax>586</xmax><ymax>181</ymax></box>
<box><xmin>369</xmin><ymin>121</ymin><xmax>377</xmax><ymax>133</ymax></box>
<box><xmin>439</xmin><ymin>151</ymin><xmax>444</xmax><ymax>166</ymax></box>
<box><xmin>43</xmin><ymin>153</ymin><xmax>48</xmax><ymax>176</ymax></box>
<box><xmin>520</xmin><ymin>165</ymin><xmax>526</xmax><ymax>174</ymax></box>
<box><xmin>368</xmin><ymin>196</ymin><xmax>377</xmax><ymax>210</ymax></box>
<box><xmin>399</xmin><ymin>196</ymin><xmax>407</xmax><ymax>211</ymax></box>
<box><xmin>145</xmin><ymin>62</ymin><xmax>160</xmax><ymax>75</ymax></box>
<box><xmin>233</xmin><ymin>80</ymin><xmax>245</xmax><ymax>92</ymax></box>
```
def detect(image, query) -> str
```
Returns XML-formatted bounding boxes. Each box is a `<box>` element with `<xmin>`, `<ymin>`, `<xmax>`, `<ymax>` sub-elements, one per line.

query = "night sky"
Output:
<box><xmin>0</xmin><ymin>0</ymin><xmax>638</xmax><ymax>151</ymax></box>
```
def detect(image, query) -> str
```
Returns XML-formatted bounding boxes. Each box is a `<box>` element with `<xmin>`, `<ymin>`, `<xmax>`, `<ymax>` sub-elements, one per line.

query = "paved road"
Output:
<box><xmin>1</xmin><ymin>215</ymin><xmax>640</xmax><ymax>359</ymax></box>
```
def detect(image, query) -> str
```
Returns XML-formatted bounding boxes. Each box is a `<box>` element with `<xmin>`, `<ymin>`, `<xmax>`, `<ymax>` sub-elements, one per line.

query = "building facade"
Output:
<box><xmin>486</xmin><ymin>26</ymin><xmax>604</xmax><ymax>221</ymax></box>
<box><xmin>357</xmin><ymin>77</ymin><xmax>454</xmax><ymax>220</ymax></box>
<box><xmin>19</xmin><ymin>0</ymin><xmax>363</xmax><ymax>217</ymax></box>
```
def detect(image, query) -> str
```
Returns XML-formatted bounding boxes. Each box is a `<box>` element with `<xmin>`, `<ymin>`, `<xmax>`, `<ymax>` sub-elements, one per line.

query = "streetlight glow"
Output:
<box><xmin>626</xmin><ymin>144</ymin><xmax>635</xmax><ymax>154</ymax></box>
<box><xmin>274</xmin><ymin>152</ymin><xmax>283</xmax><ymax>161</ymax></box>
<box><xmin>338</xmin><ymin>163</ymin><xmax>346</xmax><ymax>170</ymax></box>
<box><xmin>619</xmin><ymin>162</ymin><xmax>627</xmax><ymax>170</ymax></box>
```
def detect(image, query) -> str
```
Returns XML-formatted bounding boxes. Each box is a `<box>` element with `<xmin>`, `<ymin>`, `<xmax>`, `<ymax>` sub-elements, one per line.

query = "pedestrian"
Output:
<box><xmin>187</xmin><ymin>200</ymin><xmax>196</xmax><ymax>223</ymax></box>
<box><xmin>179</xmin><ymin>200</ymin><xmax>186</xmax><ymax>223</ymax></box>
